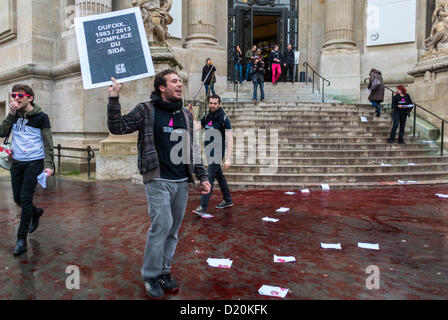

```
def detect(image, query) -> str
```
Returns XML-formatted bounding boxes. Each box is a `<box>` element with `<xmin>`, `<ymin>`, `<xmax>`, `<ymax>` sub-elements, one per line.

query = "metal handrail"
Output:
<box><xmin>363</xmin><ymin>77</ymin><xmax>448</xmax><ymax>156</ymax></box>
<box><xmin>303</xmin><ymin>61</ymin><xmax>331</xmax><ymax>102</ymax></box>
<box><xmin>54</xmin><ymin>145</ymin><xmax>97</xmax><ymax>180</ymax></box>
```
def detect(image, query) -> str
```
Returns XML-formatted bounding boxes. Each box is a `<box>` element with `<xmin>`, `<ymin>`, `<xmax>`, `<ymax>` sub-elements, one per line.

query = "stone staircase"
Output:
<box><xmin>221</xmin><ymin>81</ymin><xmax>340</xmax><ymax>103</ymax></box>
<box><xmin>219</xmin><ymin>99</ymin><xmax>448</xmax><ymax>189</ymax></box>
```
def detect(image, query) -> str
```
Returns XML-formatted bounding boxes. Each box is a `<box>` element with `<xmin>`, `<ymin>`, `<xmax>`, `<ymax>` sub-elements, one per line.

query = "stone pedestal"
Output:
<box><xmin>319</xmin><ymin>0</ymin><xmax>360</xmax><ymax>103</ymax></box>
<box><xmin>96</xmin><ymin>46</ymin><xmax>184</xmax><ymax>181</ymax></box>
<box><xmin>408</xmin><ymin>56</ymin><xmax>448</xmax><ymax>148</ymax></box>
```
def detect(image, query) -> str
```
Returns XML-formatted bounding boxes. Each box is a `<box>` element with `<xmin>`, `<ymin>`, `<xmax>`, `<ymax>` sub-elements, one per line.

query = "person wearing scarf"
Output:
<box><xmin>107</xmin><ymin>70</ymin><xmax>210</xmax><ymax>299</ymax></box>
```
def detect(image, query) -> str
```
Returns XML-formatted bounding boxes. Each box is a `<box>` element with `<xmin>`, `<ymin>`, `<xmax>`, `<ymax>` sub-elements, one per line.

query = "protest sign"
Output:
<box><xmin>75</xmin><ymin>7</ymin><xmax>155</xmax><ymax>89</ymax></box>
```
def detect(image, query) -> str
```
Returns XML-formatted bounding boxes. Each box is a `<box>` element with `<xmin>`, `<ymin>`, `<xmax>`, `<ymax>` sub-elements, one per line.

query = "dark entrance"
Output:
<box><xmin>228</xmin><ymin>0</ymin><xmax>298</xmax><ymax>82</ymax></box>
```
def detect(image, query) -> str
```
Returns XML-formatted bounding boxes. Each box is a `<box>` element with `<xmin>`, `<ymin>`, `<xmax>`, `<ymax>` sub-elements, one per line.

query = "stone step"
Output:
<box><xmin>226</xmin><ymin>113</ymin><xmax>391</xmax><ymax>120</ymax></box>
<box><xmin>231</xmin><ymin>156</ymin><xmax>448</xmax><ymax>165</ymax></box>
<box><xmin>231</xmin><ymin>143</ymin><xmax>437</xmax><ymax>151</ymax></box>
<box><xmin>225</xmin><ymin>179</ymin><xmax>448</xmax><ymax>190</ymax></box>
<box><xmin>277</xmin><ymin>137</ymin><xmax>422</xmax><ymax>143</ymax></box>
<box><xmin>231</xmin><ymin>120</ymin><xmax>393</xmax><ymax>127</ymax></box>
<box><xmin>223</xmin><ymin>171</ymin><xmax>448</xmax><ymax>183</ymax></box>
<box><xmin>234</xmin><ymin>149</ymin><xmax>436</xmax><ymax>158</ymax></box>
<box><xmin>226</xmin><ymin>163</ymin><xmax>448</xmax><ymax>174</ymax></box>
<box><xmin>231</xmin><ymin>125</ymin><xmax>408</xmax><ymax>133</ymax></box>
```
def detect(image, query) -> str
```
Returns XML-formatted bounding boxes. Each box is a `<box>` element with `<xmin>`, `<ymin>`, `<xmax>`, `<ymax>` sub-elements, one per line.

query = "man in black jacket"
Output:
<box><xmin>283</xmin><ymin>44</ymin><xmax>295</xmax><ymax>83</ymax></box>
<box><xmin>107</xmin><ymin>70</ymin><xmax>211</xmax><ymax>299</ymax></box>
<box><xmin>192</xmin><ymin>94</ymin><xmax>233</xmax><ymax>215</ymax></box>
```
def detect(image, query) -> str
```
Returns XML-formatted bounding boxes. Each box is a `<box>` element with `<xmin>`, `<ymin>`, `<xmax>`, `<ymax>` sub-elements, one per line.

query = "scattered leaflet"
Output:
<box><xmin>262</xmin><ymin>217</ymin><xmax>279</xmax><ymax>223</ymax></box>
<box><xmin>274</xmin><ymin>255</ymin><xmax>296</xmax><ymax>263</ymax></box>
<box><xmin>258</xmin><ymin>285</ymin><xmax>289</xmax><ymax>298</ymax></box>
<box><xmin>360</xmin><ymin>116</ymin><xmax>368</xmax><ymax>122</ymax></box>
<box><xmin>358</xmin><ymin>242</ymin><xmax>380</xmax><ymax>250</ymax></box>
<box><xmin>207</xmin><ymin>258</ymin><xmax>233</xmax><ymax>269</ymax></box>
<box><xmin>276</xmin><ymin>207</ymin><xmax>290</xmax><ymax>213</ymax></box>
<box><xmin>284</xmin><ymin>192</ymin><xmax>296</xmax><ymax>195</ymax></box>
<box><xmin>435</xmin><ymin>193</ymin><xmax>448</xmax><ymax>199</ymax></box>
<box><xmin>301</xmin><ymin>189</ymin><xmax>310</xmax><ymax>194</ymax></box>
<box><xmin>321</xmin><ymin>243</ymin><xmax>342</xmax><ymax>250</ymax></box>
<box><xmin>321</xmin><ymin>184</ymin><xmax>330</xmax><ymax>191</ymax></box>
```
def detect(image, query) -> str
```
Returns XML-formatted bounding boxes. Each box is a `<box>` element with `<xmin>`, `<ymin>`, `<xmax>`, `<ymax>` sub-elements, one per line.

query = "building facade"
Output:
<box><xmin>0</xmin><ymin>0</ymin><xmax>445</xmax><ymax>171</ymax></box>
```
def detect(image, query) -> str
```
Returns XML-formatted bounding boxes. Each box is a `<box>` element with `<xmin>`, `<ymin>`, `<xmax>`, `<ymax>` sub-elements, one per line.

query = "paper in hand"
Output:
<box><xmin>37</xmin><ymin>172</ymin><xmax>48</xmax><ymax>189</ymax></box>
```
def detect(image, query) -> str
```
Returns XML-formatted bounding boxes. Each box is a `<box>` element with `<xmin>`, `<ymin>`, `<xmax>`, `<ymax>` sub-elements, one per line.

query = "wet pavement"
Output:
<box><xmin>0</xmin><ymin>175</ymin><xmax>447</xmax><ymax>300</ymax></box>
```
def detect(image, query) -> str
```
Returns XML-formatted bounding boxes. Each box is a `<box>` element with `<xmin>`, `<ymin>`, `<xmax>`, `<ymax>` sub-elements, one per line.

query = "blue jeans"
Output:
<box><xmin>371</xmin><ymin>101</ymin><xmax>381</xmax><ymax>114</ymax></box>
<box><xmin>245</xmin><ymin>63</ymin><xmax>252</xmax><ymax>81</ymax></box>
<box><xmin>253</xmin><ymin>81</ymin><xmax>264</xmax><ymax>101</ymax></box>
<box><xmin>234</xmin><ymin>63</ymin><xmax>242</xmax><ymax>83</ymax></box>
<box><xmin>204</xmin><ymin>83</ymin><xmax>215</xmax><ymax>96</ymax></box>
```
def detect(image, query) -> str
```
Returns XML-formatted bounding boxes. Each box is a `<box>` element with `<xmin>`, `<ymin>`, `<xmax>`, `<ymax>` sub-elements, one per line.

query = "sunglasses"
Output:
<box><xmin>11</xmin><ymin>92</ymin><xmax>32</xmax><ymax>99</ymax></box>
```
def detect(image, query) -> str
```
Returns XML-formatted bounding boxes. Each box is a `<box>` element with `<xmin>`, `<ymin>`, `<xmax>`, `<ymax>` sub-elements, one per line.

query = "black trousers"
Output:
<box><xmin>285</xmin><ymin>63</ymin><xmax>294</xmax><ymax>82</ymax></box>
<box><xmin>10</xmin><ymin>159</ymin><xmax>44</xmax><ymax>239</ymax></box>
<box><xmin>389</xmin><ymin>110</ymin><xmax>408</xmax><ymax>142</ymax></box>
<box><xmin>200</xmin><ymin>163</ymin><xmax>232</xmax><ymax>210</ymax></box>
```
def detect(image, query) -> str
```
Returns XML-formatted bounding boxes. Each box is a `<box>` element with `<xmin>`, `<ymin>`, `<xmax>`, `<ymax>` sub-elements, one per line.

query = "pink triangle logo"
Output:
<box><xmin>169</xmin><ymin>118</ymin><xmax>174</xmax><ymax>127</ymax></box>
<box><xmin>208</xmin><ymin>121</ymin><xmax>213</xmax><ymax>126</ymax></box>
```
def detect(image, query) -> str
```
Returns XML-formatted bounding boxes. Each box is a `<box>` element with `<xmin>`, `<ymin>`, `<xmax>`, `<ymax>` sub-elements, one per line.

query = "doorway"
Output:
<box><xmin>253</xmin><ymin>14</ymin><xmax>280</xmax><ymax>82</ymax></box>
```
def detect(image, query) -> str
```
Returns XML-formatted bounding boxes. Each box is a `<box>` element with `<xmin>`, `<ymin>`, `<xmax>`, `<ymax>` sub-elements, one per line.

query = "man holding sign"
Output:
<box><xmin>107</xmin><ymin>70</ymin><xmax>210</xmax><ymax>299</ymax></box>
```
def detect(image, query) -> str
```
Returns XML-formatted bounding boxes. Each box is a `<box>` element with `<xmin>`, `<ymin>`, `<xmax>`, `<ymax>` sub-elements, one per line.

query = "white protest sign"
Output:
<box><xmin>75</xmin><ymin>7</ymin><xmax>155</xmax><ymax>89</ymax></box>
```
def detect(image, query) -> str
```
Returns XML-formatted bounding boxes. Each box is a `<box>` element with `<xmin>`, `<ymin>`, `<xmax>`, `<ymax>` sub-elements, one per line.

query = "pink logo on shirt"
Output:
<box><xmin>208</xmin><ymin>121</ymin><xmax>213</xmax><ymax>126</ymax></box>
<box><xmin>169</xmin><ymin>118</ymin><xmax>174</xmax><ymax>127</ymax></box>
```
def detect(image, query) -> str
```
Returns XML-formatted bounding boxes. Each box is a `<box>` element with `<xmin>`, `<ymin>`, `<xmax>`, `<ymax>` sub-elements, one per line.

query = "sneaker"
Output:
<box><xmin>29</xmin><ymin>208</ymin><xmax>44</xmax><ymax>234</ymax></box>
<box><xmin>192</xmin><ymin>205</ymin><xmax>206</xmax><ymax>215</ymax></box>
<box><xmin>158</xmin><ymin>273</ymin><xmax>179</xmax><ymax>292</ymax></box>
<box><xmin>216</xmin><ymin>201</ymin><xmax>234</xmax><ymax>209</ymax></box>
<box><xmin>144</xmin><ymin>278</ymin><xmax>164</xmax><ymax>298</ymax></box>
<box><xmin>253</xmin><ymin>99</ymin><xmax>257</xmax><ymax>104</ymax></box>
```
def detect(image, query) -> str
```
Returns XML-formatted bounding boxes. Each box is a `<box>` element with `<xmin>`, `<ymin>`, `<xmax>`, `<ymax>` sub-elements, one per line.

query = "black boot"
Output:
<box><xmin>14</xmin><ymin>238</ymin><xmax>27</xmax><ymax>256</ymax></box>
<box><xmin>29</xmin><ymin>208</ymin><xmax>44</xmax><ymax>234</ymax></box>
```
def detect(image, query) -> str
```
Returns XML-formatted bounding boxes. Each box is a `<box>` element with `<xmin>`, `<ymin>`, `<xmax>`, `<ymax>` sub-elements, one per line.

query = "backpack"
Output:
<box><xmin>371</xmin><ymin>74</ymin><xmax>382</xmax><ymax>91</ymax></box>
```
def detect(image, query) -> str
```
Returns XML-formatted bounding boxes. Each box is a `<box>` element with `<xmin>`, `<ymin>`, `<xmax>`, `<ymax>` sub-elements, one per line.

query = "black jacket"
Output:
<box><xmin>269</xmin><ymin>50</ymin><xmax>282</xmax><ymax>65</ymax></box>
<box><xmin>283</xmin><ymin>49</ymin><xmax>295</xmax><ymax>65</ymax></box>
<box><xmin>234</xmin><ymin>50</ymin><xmax>243</xmax><ymax>64</ymax></box>
<box><xmin>107</xmin><ymin>97</ymin><xmax>208</xmax><ymax>185</ymax></box>
<box><xmin>391</xmin><ymin>93</ymin><xmax>413</xmax><ymax>114</ymax></box>
<box><xmin>251</xmin><ymin>61</ymin><xmax>266</xmax><ymax>83</ymax></box>
<box><xmin>202</xmin><ymin>65</ymin><xmax>216</xmax><ymax>85</ymax></box>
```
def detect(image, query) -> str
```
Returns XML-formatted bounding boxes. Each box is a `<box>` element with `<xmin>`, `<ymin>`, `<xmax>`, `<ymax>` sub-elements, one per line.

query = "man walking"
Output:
<box><xmin>269</xmin><ymin>44</ymin><xmax>282</xmax><ymax>85</ymax></box>
<box><xmin>283</xmin><ymin>44</ymin><xmax>295</xmax><ymax>83</ymax></box>
<box><xmin>192</xmin><ymin>94</ymin><xmax>233</xmax><ymax>215</ymax></box>
<box><xmin>107</xmin><ymin>70</ymin><xmax>211</xmax><ymax>299</ymax></box>
<box><xmin>0</xmin><ymin>84</ymin><xmax>54</xmax><ymax>256</ymax></box>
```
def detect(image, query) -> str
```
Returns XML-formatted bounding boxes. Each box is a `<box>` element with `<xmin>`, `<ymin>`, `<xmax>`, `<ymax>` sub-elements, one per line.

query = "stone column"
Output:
<box><xmin>75</xmin><ymin>0</ymin><xmax>111</xmax><ymax>17</ymax></box>
<box><xmin>323</xmin><ymin>0</ymin><xmax>356</xmax><ymax>50</ymax></box>
<box><xmin>320</xmin><ymin>0</ymin><xmax>360</xmax><ymax>103</ymax></box>
<box><xmin>185</xmin><ymin>0</ymin><xmax>218</xmax><ymax>46</ymax></box>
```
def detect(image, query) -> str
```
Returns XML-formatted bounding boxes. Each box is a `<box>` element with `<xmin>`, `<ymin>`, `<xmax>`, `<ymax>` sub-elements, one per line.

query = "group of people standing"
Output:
<box><xmin>368</xmin><ymin>68</ymin><xmax>414</xmax><ymax>144</ymax></box>
<box><xmin>233</xmin><ymin>43</ymin><xmax>296</xmax><ymax>103</ymax></box>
